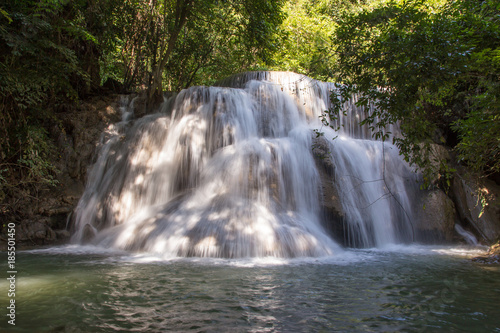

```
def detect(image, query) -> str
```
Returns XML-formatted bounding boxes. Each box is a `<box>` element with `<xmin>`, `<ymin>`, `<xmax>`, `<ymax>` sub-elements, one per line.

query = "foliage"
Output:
<box><xmin>0</xmin><ymin>0</ymin><xmax>99</xmax><ymax>200</ymax></box>
<box><xmin>0</xmin><ymin>0</ymin><xmax>286</xmax><ymax>206</ymax></box>
<box><xmin>270</xmin><ymin>0</ymin><xmax>334</xmax><ymax>79</ymax></box>
<box><xmin>102</xmin><ymin>0</ymin><xmax>285</xmax><ymax>97</ymax></box>
<box><xmin>165</xmin><ymin>0</ymin><xmax>286</xmax><ymax>90</ymax></box>
<box><xmin>270</xmin><ymin>0</ymin><xmax>365</xmax><ymax>80</ymax></box>
<box><xmin>328</xmin><ymin>0</ymin><xmax>500</xmax><ymax>186</ymax></box>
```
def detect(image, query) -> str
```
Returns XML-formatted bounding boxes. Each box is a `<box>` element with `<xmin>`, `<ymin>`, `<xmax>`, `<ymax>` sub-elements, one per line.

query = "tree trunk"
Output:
<box><xmin>147</xmin><ymin>0</ymin><xmax>194</xmax><ymax>105</ymax></box>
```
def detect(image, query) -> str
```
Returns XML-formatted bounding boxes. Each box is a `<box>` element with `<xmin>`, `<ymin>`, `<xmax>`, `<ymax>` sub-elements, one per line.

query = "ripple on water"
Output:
<box><xmin>2</xmin><ymin>244</ymin><xmax>498</xmax><ymax>332</ymax></box>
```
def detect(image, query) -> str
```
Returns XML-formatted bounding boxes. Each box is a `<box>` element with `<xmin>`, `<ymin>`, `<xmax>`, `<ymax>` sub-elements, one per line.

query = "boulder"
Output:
<box><xmin>81</xmin><ymin>224</ymin><xmax>97</xmax><ymax>244</ymax></box>
<box><xmin>17</xmin><ymin>219</ymin><xmax>56</xmax><ymax>244</ymax></box>
<box><xmin>414</xmin><ymin>189</ymin><xmax>458</xmax><ymax>243</ymax></box>
<box><xmin>55</xmin><ymin>229</ymin><xmax>71</xmax><ymax>240</ymax></box>
<box><xmin>422</xmin><ymin>143</ymin><xmax>451</xmax><ymax>186</ymax></box>
<box><xmin>449</xmin><ymin>169</ymin><xmax>500</xmax><ymax>244</ymax></box>
<box><xmin>313</xmin><ymin>137</ymin><xmax>345</xmax><ymax>244</ymax></box>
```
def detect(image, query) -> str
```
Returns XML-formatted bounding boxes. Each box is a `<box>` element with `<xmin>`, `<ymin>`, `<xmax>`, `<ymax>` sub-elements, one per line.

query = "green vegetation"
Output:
<box><xmin>0</xmin><ymin>0</ymin><xmax>498</xmax><ymax>212</ymax></box>
<box><xmin>328</xmin><ymin>0</ymin><xmax>500</xmax><ymax>187</ymax></box>
<box><xmin>0</xmin><ymin>0</ymin><xmax>285</xmax><ymax>208</ymax></box>
<box><xmin>0</xmin><ymin>0</ymin><xmax>93</xmax><ymax>203</ymax></box>
<box><xmin>103</xmin><ymin>0</ymin><xmax>285</xmax><ymax>98</ymax></box>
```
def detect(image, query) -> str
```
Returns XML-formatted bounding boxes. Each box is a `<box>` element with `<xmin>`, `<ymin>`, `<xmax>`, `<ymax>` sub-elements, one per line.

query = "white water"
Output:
<box><xmin>326</xmin><ymin>132</ymin><xmax>420</xmax><ymax>247</ymax></box>
<box><xmin>454</xmin><ymin>224</ymin><xmax>479</xmax><ymax>246</ymax></box>
<box><xmin>72</xmin><ymin>72</ymin><xmax>421</xmax><ymax>257</ymax></box>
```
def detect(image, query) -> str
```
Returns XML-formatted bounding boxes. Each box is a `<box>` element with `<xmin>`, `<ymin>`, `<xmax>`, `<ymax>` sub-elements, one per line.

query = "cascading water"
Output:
<box><xmin>72</xmin><ymin>71</ymin><xmax>421</xmax><ymax>257</ymax></box>
<box><xmin>325</xmin><ymin>134</ymin><xmax>419</xmax><ymax>247</ymax></box>
<box><xmin>218</xmin><ymin>72</ymin><xmax>420</xmax><ymax>248</ymax></box>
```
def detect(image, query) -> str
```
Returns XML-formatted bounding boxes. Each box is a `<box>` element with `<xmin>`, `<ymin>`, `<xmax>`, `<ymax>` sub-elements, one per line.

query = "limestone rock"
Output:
<box><xmin>55</xmin><ymin>230</ymin><xmax>71</xmax><ymax>240</ymax></box>
<box><xmin>0</xmin><ymin>94</ymin><xmax>149</xmax><ymax>250</ymax></box>
<box><xmin>313</xmin><ymin>137</ymin><xmax>345</xmax><ymax>244</ymax></box>
<box><xmin>17</xmin><ymin>219</ymin><xmax>56</xmax><ymax>243</ymax></box>
<box><xmin>414</xmin><ymin>189</ymin><xmax>458</xmax><ymax>243</ymax></box>
<box><xmin>472</xmin><ymin>242</ymin><xmax>500</xmax><ymax>264</ymax></box>
<box><xmin>424</xmin><ymin>143</ymin><xmax>451</xmax><ymax>185</ymax></box>
<box><xmin>81</xmin><ymin>224</ymin><xmax>97</xmax><ymax>244</ymax></box>
<box><xmin>449</xmin><ymin>169</ymin><xmax>500</xmax><ymax>244</ymax></box>
<box><xmin>131</xmin><ymin>94</ymin><xmax>148</xmax><ymax>119</ymax></box>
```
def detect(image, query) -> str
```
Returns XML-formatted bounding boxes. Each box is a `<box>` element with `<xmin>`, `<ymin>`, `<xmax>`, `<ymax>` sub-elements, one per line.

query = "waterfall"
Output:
<box><xmin>325</xmin><ymin>133</ymin><xmax>419</xmax><ymax>247</ymax></box>
<box><xmin>72</xmin><ymin>71</ymin><xmax>420</xmax><ymax>257</ymax></box>
<box><xmin>219</xmin><ymin>72</ymin><xmax>420</xmax><ymax>248</ymax></box>
<box><xmin>454</xmin><ymin>224</ymin><xmax>479</xmax><ymax>246</ymax></box>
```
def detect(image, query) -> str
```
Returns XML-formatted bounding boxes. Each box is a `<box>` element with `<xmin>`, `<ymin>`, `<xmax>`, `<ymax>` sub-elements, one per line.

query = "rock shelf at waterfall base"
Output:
<box><xmin>473</xmin><ymin>242</ymin><xmax>500</xmax><ymax>264</ymax></box>
<box><xmin>1</xmin><ymin>72</ymin><xmax>499</xmax><ymax>258</ymax></box>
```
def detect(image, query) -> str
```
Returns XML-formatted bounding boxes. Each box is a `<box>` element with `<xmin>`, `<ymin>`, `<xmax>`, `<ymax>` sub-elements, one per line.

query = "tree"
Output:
<box><xmin>0</xmin><ymin>0</ymin><xmax>286</xmax><ymax>206</ymax></box>
<box><xmin>106</xmin><ymin>0</ymin><xmax>285</xmax><ymax>100</ymax></box>
<box><xmin>165</xmin><ymin>0</ymin><xmax>286</xmax><ymax>90</ymax></box>
<box><xmin>268</xmin><ymin>0</ymin><xmax>375</xmax><ymax>81</ymax></box>
<box><xmin>328</xmin><ymin>0</ymin><xmax>500</xmax><ymax>187</ymax></box>
<box><xmin>0</xmin><ymin>0</ymin><xmax>98</xmax><ymax>199</ymax></box>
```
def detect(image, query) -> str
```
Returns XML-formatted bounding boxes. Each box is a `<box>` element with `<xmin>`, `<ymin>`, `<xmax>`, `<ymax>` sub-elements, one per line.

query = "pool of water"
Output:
<box><xmin>1</xmin><ymin>245</ymin><xmax>499</xmax><ymax>332</ymax></box>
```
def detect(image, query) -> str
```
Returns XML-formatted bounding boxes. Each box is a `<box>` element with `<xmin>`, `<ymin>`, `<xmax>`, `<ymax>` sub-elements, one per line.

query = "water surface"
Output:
<box><xmin>1</xmin><ymin>245</ymin><xmax>499</xmax><ymax>332</ymax></box>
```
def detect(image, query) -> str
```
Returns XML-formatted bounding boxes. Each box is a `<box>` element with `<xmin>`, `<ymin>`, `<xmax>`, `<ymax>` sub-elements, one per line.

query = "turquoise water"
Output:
<box><xmin>1</xmin><ymin>245</ymin><xmax>499</xmax><ymax>332</ymax></box>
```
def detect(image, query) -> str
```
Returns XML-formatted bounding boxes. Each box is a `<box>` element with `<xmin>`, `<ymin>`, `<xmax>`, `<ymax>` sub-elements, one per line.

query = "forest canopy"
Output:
<box><xmin>0</xmin><ymin>0</ymin><xmax>285</xmax><ymax>200</ymax></box>
<box><xmin>328</xmin><ymin>0</ymin><xmax>500</xmax><ymax>187</ymax></box>
<box><xmin>0</xmin><ymin>0</ymin><xmax>499</xmax><ymax>202</ymax></box>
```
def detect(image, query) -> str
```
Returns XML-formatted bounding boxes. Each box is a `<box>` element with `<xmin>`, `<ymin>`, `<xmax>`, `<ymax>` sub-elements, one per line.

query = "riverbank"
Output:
<box><xmin>473</xmin><ymin>242</ymin><xmax>500</xmax><ymax>264</ymax></box>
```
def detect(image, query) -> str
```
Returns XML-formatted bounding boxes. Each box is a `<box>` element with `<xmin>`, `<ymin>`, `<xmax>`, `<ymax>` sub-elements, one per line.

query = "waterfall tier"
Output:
<box><xmin>72</xmin><ymin>71</ymin><xmax>419</xmax><ymax>257</ymax></box>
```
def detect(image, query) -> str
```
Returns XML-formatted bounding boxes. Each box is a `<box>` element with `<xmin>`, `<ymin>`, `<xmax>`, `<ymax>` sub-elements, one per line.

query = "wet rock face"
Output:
<box><xmin>313</xmin><ymin>137</ymin><xmax>346</xmax><ymax>245</ymax></box>
<box><xmin>12</xmin><ymin>218</ymin><xmax>69</xmax><ymax>249</ymax></box>
<box><xmin>81</xmin><ymin>224</ymin><xmax>97</xmax><ymax>244</ymax></box>
<box><xmin>426</xmin><ymin>143</ymin><xmax>451</xmax><ymax>186</ymax></box>
<box><xmin>313</xmin><ymin>136</ymin><xmax>452</xmax><ymax>247</ymax></box>
<box><xmin>449</xmin><ymin>168</ymin><xmax>500</xmax><ymax>244</ymax></box>
<box><xmin>57</xmin><ymin>96</ymin><xmax>123</xmax><ymax>183</ymax></box>
<box><xmin>28</xmin><ymin>96</ymin><xmax>124</xmax><ymax>248</ymax></box>
<box><xmin>18</xmin><ymin>219</ymin><xmax>56</xmax><ymax>242</ymax></box>
<box><xmin>414</xmin><ymin>189</ymin><xmax>458</xmax><ymax>243</ymax></box>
